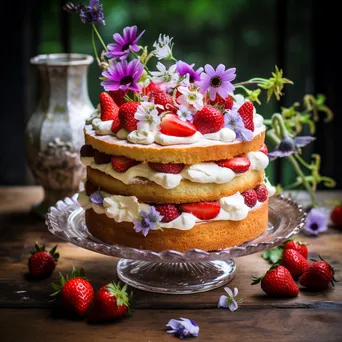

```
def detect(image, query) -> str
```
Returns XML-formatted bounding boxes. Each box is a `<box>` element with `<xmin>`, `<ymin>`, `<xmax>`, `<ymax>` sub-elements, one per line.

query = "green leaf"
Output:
<box><xmin>262</xmin><ymin>246</ymin><xmax>283</xmax><ymax>264</ymax></box>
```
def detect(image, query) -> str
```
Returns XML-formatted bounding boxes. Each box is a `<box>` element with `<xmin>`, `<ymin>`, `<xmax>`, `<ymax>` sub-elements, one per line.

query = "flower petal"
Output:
<box><xmin>204</xmin><ymin>64</ymin><xmax>215</xmax><ymax>76</ymax></box>
<box><xmin>294</xmin><ymin>136</ymin><xmax>316</xmax><ymax>148</ymax></box>
<box><xmin>233</xmin><ymin>287</ymin><xmax>239</xmax><ymax>297</ymax></box>
<box><xmin>224</xmin><ymin>287</ymin><xmax>233</xmax><ymax>297</ymax></box>
<box><xmin>218</xmin><ymin>295</ymin><xmax>229</xmax><ymax>308</ymax></box>
<box><xmin>228</xmin><ymin>299</ymin><xmax>239</xmax><ymax>312</ymax></box>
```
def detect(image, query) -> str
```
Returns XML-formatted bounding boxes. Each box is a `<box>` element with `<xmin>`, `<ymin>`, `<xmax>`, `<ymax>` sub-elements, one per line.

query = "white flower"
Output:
<box><xmin>218</xmin><ymin>287</ymin><xmax>241</xmax><ymax>311</ymax></box>
<box><xmin>134</xmin><ymin>102</ymin><xmax>162</xmax><ymax>130</ymax></box>
<box><xmin>178</xmin><ymin>74</ymin><xmax>190</xmax><ymax>88</ymax></box>
<box><xmin>153</xmin><ymin>34</ymin><xmax>174</xmax><ymax>60</ymax></box>
<box><xmin>177</xmin><ymin>86</ymin><xmax>204</xmax><ymax>111</ymax></box>
<box><xmin>176</xmin><ymin>104</ymin><xmax>194</xmax><ymax>122</ymax></box>
<box><xmin>151</xmin><ymin>62</ymin><xmax>179</xmax><ymax>90</ymax></box>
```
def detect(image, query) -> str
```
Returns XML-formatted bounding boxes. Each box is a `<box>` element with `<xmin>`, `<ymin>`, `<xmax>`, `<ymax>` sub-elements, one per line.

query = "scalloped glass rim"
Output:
<box><xmin>46</xmin><ymin>195</ymin><xmax>306</xmax><ymax>262</ymax></box>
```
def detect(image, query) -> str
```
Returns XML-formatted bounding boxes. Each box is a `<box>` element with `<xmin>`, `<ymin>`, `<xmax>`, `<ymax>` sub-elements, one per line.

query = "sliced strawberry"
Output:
<box><xmin>254</xmin><ymin>184</ymin><xmax>268</xmax><ymax>202</ymax></box>
<box><xmin>149</xmin><ymin>91</ymin><xmax>176</xmax><ymax>113</ymax></box>
<box><xmin>259</xmin><ymin>143</ymin><xmax>268</xmax><ymax>155</ymax></box>
<box><xmin>179</xmin><ymin>202</ymin><xmax>220</xmax><ymax>220</ymax></box>
<box><xmin>154</xmin><ymin>204</ymin><xmax>180</xmax><ymax>223</ymax></box>
<box><xmin>160</xmin><ymin>114</ymin><xmax>197</xmax><ymax>137</ymax></box>
<box><xmin>238</xmin><ymin>101</ymin><xmax>254</xmax><ymax>131</ymax></box>
<box><xmin>148</xmin><ymin>162</ymin><xmax>184</xmax><ymax>174</ymax></box>
<box><xmin>94</xmin><ymin>150</ymin><xmax>111</xmax><ymax>164</ymax></box>
<box><xmin>100</xmin><ymin>92</ymin><xmax>119</xmax><ymax>122</ymax></box>
<box><xmin>242</xmin><ymin>189</ymin><xmax>257</xmax><ymax>208</ymax></box>
<box><xmin>109</xmin><ymin>90</ymin><xmax>127</xmax><ymax>107</ymax></box>
<box><xmin>216</xmin><ymin>156</ymin><xmax>251</xmax><ymax>173</ymax></box>
<box><xmin>111</xmin><ymin>155</ymin><xmax>140</xmax><ymax>172</ymax></box>
<box><xmin>119</xmin><ymin>102</ymin><xmax>140</xmax><ymax>132</ymax></box>
<box><xmin>143</xmin><ymin>82</ymin><xmax>162</xmax><ymax>96</ymax></box>
<box><xmin>210</xmin><ymin>94</ymin><xmax>234</xmax><ymax>110</ymax></box>
<box><xmin>193</xmin><ymin>105</ymin><xmax>224</xmax><ymax>134</ymax></box>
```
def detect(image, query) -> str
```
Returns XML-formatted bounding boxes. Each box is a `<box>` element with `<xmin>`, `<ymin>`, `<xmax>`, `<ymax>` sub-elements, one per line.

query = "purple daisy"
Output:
<box><xmin>176</xmin><ymin>60</ymin><xmax>203</xmax><ymax>83</ymax></box>
<box><xmin>133</xmin><ymin>206</ymin><xmax>163</xmax><ymax>237</ymax></box>
<box><xmin>197</xmin><ymin>64</ymin><xmax>236</xmax><ymax>101</ymax></box>
<box><xmin>304</xmin><ymin>207</ymin><xmax>329</xmax><ymax>235</ymax></box>
<box><xmin>268</xmin><ymin>136</ymin><xmax>316</xmax><ymax>161</ymax></box>
<box><xmin>101</xmin><ymin>59</ymin><xmax>144</xmax><ymax>92</ymax></box>
<box><xmin>105</xmin><ymin>26</ymin><xmax>145</xmax><ymax>61</ymax></box>
<box><xmin>224</xmin><ymin>110</ymin><xmax>253</xmax><ymax>142</ymax></box>
<box><xmin>64</xmin><ymin>1</ymin><xmax>105</xmax><ymax>25</ymax></box>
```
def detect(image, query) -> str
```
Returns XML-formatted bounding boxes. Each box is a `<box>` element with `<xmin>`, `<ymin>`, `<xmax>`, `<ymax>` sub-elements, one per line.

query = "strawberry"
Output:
<box><xmin>280</xmin><ymin>249</ymin><xmax>310</xmax><ymax>278</ymax></box>
<box><xmin>119</xmin><ymin>102</ymin><xmax>140</xmax><ymax>132</ymax></box>
<box><xmin>88</xmin><ymin>282</ymin><xmax>129</xmax><ymax>323</ymax></box>
<box><xmin>150</xmin><ymin>91</ymin><xmax>176</xmax><ymax>113</ymax></box>
<box><xmin>80</xmin><ymin>144</ymin><xmax>95</xmax><ymax>157</ymax></box>
<box><xmin>300</xmin><ymin>258</ymin><xmax>337</xmax><ymax>290</ymax></box>
<box><xmin>254</xmin><ymin>184</ymin><xmax>268</xmax><ymax>202</ymax></box>
<box><xmin>111</xmin><ymin>155</ymin><xmax>140</xmax><ymax>173</ymax></box>
<box><xmin>193</xmin><ymin>105</ymin><xmax>224</xmax><ymax>134</ymax></box>
<box><xmin>109</xmin><ymin>90</ymin><xmax>127</xmax><ymax>106</ymax></box>
<box><xmin>283</xmin><ymin>240</ymin><xmax>308</xmax><ymax>259</ymax></box>
<box><xmin>154</xmin><ymin>204</ymin><xmax>180</xmax><ymax>222</ymax></box>
<box><xmin>331</xmin><ymin>205</ymin><xmax>342</xmax><ymax>226</ymax></box>
<box><xmin>251</xmin><ymin>265</ymin><xmax>299</xmax><ymax>297</ymax></box>
<box><xmin>94</xmin><ymin>150</ymin><xmax>111</xmax><ymax>164</ymax></box>
<box><xmin>216</xmin><ymin>156</ymin><xmax>251</xmax><ymax>173</ymax></box>
<box><xmin>242</xmin><ymin>189</ymin><xmax>257</xmax><ymax>208</ymax></box>
<box><xmin>143</xmin><ymin>82</ymin><xmax>162</xmax><ymax>96</ymax></box>
<box><xmin>100</xmin><ymin>92</ymin><xmax>120</xmax><ymax>122</ymax></box>
<box><xmin>85</xmin><ymin>180</ymin><xmax>98</xmax><ymax>196</ymax></box>
<box><xmin>237</xmin><ymin>101</ymin><xmax>254</xmax><ymax>131</ymax></box>
<box><xmin>259</xmin><ymin>143</ymin><xmax>268</xmax><ymax>155</ymax></box>
<box><xmin>51</xmin><ymin>267</ymin><xmax>94</xmax><ymax>317</ymax></box>
<box><xmin>160</xmin><ymin>114</ymin><xmax>197</xmax><ymax>137</ymax></box>
<box><xmin>210</xmin><ymin>94</ymin><xmax>234</xmax><ymax>110</ymax></box>
<box><xmin>179</xmin><ymin>202</ymin><xmax>220</xmax><ymax>220</ymax></box>
<box><xmin>148</xmin><ymin>162</ymin><xmax>184</xmax><ymax>174</ymax></box>
<box><xmin>28</xmin><ymin>242</ymin><xmax>59</xmax><ymax>278</ymax></box>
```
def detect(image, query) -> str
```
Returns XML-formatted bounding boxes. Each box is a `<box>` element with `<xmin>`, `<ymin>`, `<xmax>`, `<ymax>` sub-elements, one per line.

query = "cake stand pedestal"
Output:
<box><xmin>46</xmin><ymin>195</ymin><xmax>305</xmax><ymax>294</ymax></box>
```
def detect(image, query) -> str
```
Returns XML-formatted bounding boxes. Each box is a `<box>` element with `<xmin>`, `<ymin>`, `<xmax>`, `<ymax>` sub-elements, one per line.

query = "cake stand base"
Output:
<box><xmin>117</xmin><ymin>259</ymin><xmax>236</xmax><ymax>294</ymax></box>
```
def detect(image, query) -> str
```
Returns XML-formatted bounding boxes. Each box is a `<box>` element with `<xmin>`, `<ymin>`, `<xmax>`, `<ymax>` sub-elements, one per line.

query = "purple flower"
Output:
<box><xmin>176</xmin><ymin>61</ymin><xmax>203</xmax><ymax>83</ymax></box>
<box><xmin>166</xmin><ymin>317</ymin><xmax>199</xmax><ymax>339</ymax></box>
<box><xmin>268</xmin><ymin>136</ymin><xmax>316</xmax><ymax>161</ymax></box>
<box><xmin>105</xmin><ymin>26</ymin><xmax>145</xmax><ymax>61</ymax></box>
<box><xmin>133</xmin><ymin>206</ymin><xmax>163</xmax><ymax>237</ymax></box>
<box><xmin>218</xmin><ymin>287</ymin><xmax>242</xmax><ymax>311</ymax></box>
<box><xmin>224</xmin><ymin>110</ymin><xmax>253</xmax><ymax>142</ymax></box>
<box><xmin>63</xmin><ymin>1</ymin><xmax>105</xmax><ymax>25</ymax></box>
<box><xmin>304</xmin><ymin>207</ymin><xmax>329</xmax><ymax>235</ymax></box>
<box><xmin>101</xmin><ymin>59</ymin><xmax>144</xmax><ymax>92</ymax></box>
<box><xmin>89</xmin><ymin>191</ymin><xmax>103</xmax><ymax>206</ymax></box>
<box><xmin>197</xmin><ymin>64</ymin><xmax>236</xmax><ymax>101</ymax></box>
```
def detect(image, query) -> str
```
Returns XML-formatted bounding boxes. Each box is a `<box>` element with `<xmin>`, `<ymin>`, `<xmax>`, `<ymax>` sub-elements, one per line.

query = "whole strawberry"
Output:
<box><xmin>88</xmin><ymin>282</ymin><xmax>130</xmax><ymax>323</ymax></box>
<box><xmin>193</xmin><ymin>105</ymin><xmax>224</xmax><ymax>134</ymax></box>
<box><xmin>283</xmin><ymin>240</ymin><xmax>308</xmax><ymax>259</ymax></box>
<box><xmin>99</xmin><ymin>92</ymin><xmax>120</xmax><ymax>127</ymax></box>
<box><xmin>119</xmin><ymin>102</ymin><xmax>140</xmax><ymax>132</ymax></box>
<box><xmin>300</xmin><ymin>258</ymin><xmax>337</xmax><ymax>291</ymax></box>
<box><xmin>51</xmin><ymin>267</ymin><xmax>94</xmax><ymax>317</ymax></box>
<box><xmin>28</xmin><ymin>242</ymin><xmax>59</xmax><ymax>278</ymax></box>
<box><xmin>331</xmin><ymin>205</ymin><xmax>342</xmax><ymax>226</ymax></box>
<box><xmin>252</xmin><ymin>265</ymin><xmax>299</xmax><ymax>297</ymax></box>
<box><xmin>150</xmin><ymin>91</ymin><xmax>176</xmax><ymax>113</ymax></box>
<box><xmin>280</xmin><ymin>249</ymin><xmax>310</xmax><ymax>278</ymax></box>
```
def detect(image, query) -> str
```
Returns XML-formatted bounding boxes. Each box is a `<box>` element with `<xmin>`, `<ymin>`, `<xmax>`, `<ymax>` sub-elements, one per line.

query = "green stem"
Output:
<box><xmin>92</xmin><ymin>24</ymin><xmax>108</xmax><ymax>52</ymax></box>
<box><xmin>170</xmin><ymin>56</ymin><xmax>178</xmax><ymax>62</ymax></box>
<box><xmin>295</xmin><ymin>154</ymin><xmax>313</xmax><ymax>170</ymax></box>
<box><xmin>234</xmin><ymin>85</ymin><xmax>250</xmax><ymax>93</ymax></box>
<box><xmin>272</xmin><ymin>113</ymin><xmax>288</xmax><ymax>139</ymax></box>
<box><xmin>233</xmin><ymin>81</ymin><xmax>261</xmax><ymax>87</ymax></box>
<box><xmin>91</xmin><ymin>28</ymin><xmax>101</xmax><ymax>66</ymax></box>
<box><xmin>264</xmin><ymin>119</ymin><xmax>272</xmax><ymax>126</ymax></box>
<box><xmin>131</xmin><ymin>49</ymin><xmax>152</xmax><ymax>76</ymax></box>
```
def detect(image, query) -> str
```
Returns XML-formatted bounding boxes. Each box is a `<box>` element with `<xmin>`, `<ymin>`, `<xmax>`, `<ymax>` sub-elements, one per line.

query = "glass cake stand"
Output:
<box><xmin>46</xmin><ymin>195</ymin><xmax>306</xmax><ymax>294</ymax></box>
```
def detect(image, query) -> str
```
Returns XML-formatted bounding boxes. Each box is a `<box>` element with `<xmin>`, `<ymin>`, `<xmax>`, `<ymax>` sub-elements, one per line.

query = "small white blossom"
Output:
<box><xmin>134</xmin><ymin>102</ymin><xmax>162</xmax><ymax>130</ymax></box>
<box><xmin>151</xmin><ymin>62</ymin><xmax>179</xmax><ymax>90</ymax></box>
<box><xmin>177</xmin><ymin>86</ymin><xmax>204</xmax><ymax>111</ymax></box>
<box><xmin>176</xmin><ymin>104</ymin><xmax>194</xmax><ymax>122</ymax></box>
<box><xmin>153</xmin><ymin>34</ymin><xmax>174</xmax><ymax>60</ymax></box>
<box><xmin>178</xmin><ymin>74</ymin><xmax>190</xmax><ymax>88</ymax></box>
<box><xmin>218</xmin><ymin>287</ymin><xmax>241</xmax><ymax>311</ymax></box>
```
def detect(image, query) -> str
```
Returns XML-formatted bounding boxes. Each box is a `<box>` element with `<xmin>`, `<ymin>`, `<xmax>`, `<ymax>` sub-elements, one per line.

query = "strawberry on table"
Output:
<box><xmin>251</xmin><ymin>265</ymin><xmax>299</xmax><ymax>297</ymax></box>
<box><xmin>148</xmin><ymin>162</ymin><xmax>184</xmax><ymax>174</ymax></box>
<box><xmin>160</xmin><ymin>114</ymin><xmax>197</xmax><ymax>137</ymax></box>
<box><xmin>283</xmin><ymin>240</ymin><xmax>309</xmax><ymax>259</ymax></box>
<box><xmin>119</xmin><ymin>101</ymin><xmax>140</xmax><ymax>132</ymax></box>
<box><xmin>210</xmin><ymin>94</ymin><xmax>234</xmax><ymax>110</ymax></box>
<box><xmin>193</xmin><ymin>105</ymin><xmax>224</xmax><ymax>134</ymax></box>
<box><xmin>28</xmin><ymin>242</ymin><xmax>59</xmax><ymax>278</ymax></box>
<box><xmin>111</xmin><ymin>155</ymin><xmax>140</xmax><ymax>172</ymax></box>
<box><xmin>216</xmin><ymin>156</ymin><xmax>251</xmax><ymax>173</ymax></box>
<box><xmin>179</xmin><ymin>202</ymin><xmax>220</xmax><ymax>220</ymax></box>
<box><xmin>280</xmin><ymin>249</ymin><xmax>310</xmax><ymax>278</ymax></box>
<box><xmin>88</xmin><ymin>282</ymin><xmax>130</xmax><ymax>323</ymax></box>
<box><xmin>237</xmin><ymin>101</ymin><xmax>254</xmax><ymax>131</ymax></box>
<box><xmin>100</xmin><ymin>92</ymin><xmax>120</xmax><ymax>123</ymax></box>
<box><xmin>331</xmin><ymin>205</ymin><xmax>342</xmax><ymax>226</ymax></box>
<box><xmin>155</xmin><ymin>204</ymin><xmax>180</xmax><ymax>223</ymax></box>
<box><xmin>51</xmin><ymin>267</ymin><xmax>94</xmax><ymax>317</ymax></box>
<box><xmin>242</xmin><ymin>189</ymin><xmax>257</xmax><ymax>208</ymax></box>
<box><xmin>254</xmin><ymin>184</ymin><xmax>268</xmax><ymax>202</ymax></box>
<box><xmin>150</xmin><ymin>91</ymin><xmax>176</xmax><ymax>113</ymax></box>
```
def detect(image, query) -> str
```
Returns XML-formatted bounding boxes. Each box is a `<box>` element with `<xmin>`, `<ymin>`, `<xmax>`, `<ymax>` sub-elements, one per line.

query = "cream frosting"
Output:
<box><xmin>92</xmin><ymin>118</ymin><xmax>113</xmax><ymax>135</ymax></box>
<box><xmin>203</xmin><ymin>128</ymin><xmax>236</xmax><ymax>142</ymax></box>
<box><xmin>154</xmin><ymin>131</ymin><xmax>203</xmax><ymax>145</ymax></box>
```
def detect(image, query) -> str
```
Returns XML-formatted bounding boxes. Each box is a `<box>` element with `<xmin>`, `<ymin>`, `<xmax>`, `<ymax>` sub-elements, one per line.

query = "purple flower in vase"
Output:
<box><xmin>89</xmin><ymin>191</ymin><xmax>104</xmax><ymax>206</ymax></box>
<box><xmin>133</xmin><ymin>206</ymin><xmax>163</xmax><ymax>237</ymax></box>
<box><xmin>101</xmin><ymin>59</ymin><xmax>144</xmax><ymax>92</ymax></box>
<box><xmin>166</xmin><ymin>317</ymin><xmax>199</xmax><ymax>339</ymax></box>
<box><xmin>268</xmin><ymin>136</ymin><xmax>316</xmax><ymax>161</ymax></box>
<box><xmin>64</xmin><ymin>1</ymin><xmax>105</xmax><ymax>25</ymax></box>
<box><xmin>105</xmin><ymin>26</ymin><xmax>145</xmax><ymax>61</ymax></box>
<box><xmin>304</xmin><ymin>207</ymin><xmax>329</xmax><ymax>235</ymax></box>
<box><xmin>176</xmin><ymin>60</ymin><xmax>203</xmax><ymax>83</ymax></box>
<box><xmin>197</xmin><ymin>64</ymin><xmax>236</xmax><ymax>101</ymax></box>
<box><xmin>224</xmin><ymin>110</ymin><xmax>253</xmax><ymax>142</ymax></box>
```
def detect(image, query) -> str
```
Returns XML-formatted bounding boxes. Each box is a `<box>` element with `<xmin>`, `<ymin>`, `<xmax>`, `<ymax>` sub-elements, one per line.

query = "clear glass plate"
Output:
<box><xmin>46</xmin><ymin>195</ymin><xmax>306</xmax><ymax>294</ymax></box>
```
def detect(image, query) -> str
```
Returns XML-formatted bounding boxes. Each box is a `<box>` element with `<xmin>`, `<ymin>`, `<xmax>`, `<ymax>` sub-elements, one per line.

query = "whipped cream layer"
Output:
<box><xmin>78</xmin><ymin>189</ymin><xmax>273</xmax><ymax>231</ymax></box>
<box><xmin>81</xmin><ymin>151</ymin><xmax>269</xmax><ymax>189</ymax></box>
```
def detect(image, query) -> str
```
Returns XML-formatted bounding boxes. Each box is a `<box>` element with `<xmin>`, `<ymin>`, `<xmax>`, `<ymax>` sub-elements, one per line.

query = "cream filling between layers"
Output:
<box><xmin>81</xmin><ymin>151</ymin><xmax>269</xmax><ymax>189</ymax></box>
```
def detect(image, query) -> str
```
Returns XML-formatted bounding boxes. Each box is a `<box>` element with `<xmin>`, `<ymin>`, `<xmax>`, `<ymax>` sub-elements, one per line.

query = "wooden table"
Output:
<box><xmin>0</xmin><ymin>187</ymin><xmax>341</xmax><ymax>342</ymax></box>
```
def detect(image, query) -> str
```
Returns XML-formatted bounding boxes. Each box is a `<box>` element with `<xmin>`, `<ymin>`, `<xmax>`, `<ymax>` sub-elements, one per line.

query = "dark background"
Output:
<box><xmin>1</xmin><ymin>0</ymin><xmax>341</xmax><ymax>189</ymax></box>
